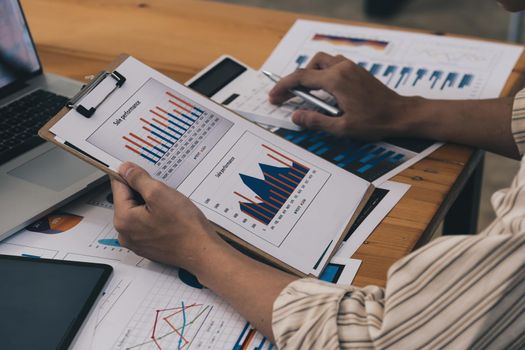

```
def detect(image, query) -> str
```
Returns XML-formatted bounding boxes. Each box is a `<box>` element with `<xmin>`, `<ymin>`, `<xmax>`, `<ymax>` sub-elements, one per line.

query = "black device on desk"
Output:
<box><xmin>0</xmin><ymin>255</ymin><xmax>112</xmax><ymax>350</ymax></box>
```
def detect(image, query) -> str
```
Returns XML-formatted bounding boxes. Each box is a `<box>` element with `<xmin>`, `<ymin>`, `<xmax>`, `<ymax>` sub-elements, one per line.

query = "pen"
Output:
<box><xmin>262</xmin><ymin>70</ymin><xmax>342</xmax><ymax>116</ymax></box>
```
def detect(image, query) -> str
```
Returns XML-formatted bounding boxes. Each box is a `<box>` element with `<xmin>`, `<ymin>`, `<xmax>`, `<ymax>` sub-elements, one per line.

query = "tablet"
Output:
<box><xmin>0</xmin><ymin>255</ymin><xmax>112</xmax><ymax>350</ymax></box>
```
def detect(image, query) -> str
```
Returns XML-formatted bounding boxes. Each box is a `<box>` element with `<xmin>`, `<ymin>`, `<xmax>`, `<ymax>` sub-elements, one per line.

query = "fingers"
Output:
<box><xmin>305</xmin><ymin>52</ymin><xmax>346</xmax><ymax>70</ymax></box>
<box><xmin>292</xmin><ymin>110</ymin><xmax>346</xmax><ymax>135</ymax></box>
<box><xmin>269</xmin><ymin>69</ymin><xmax>333</xmax><ymax>105</ymax></box>
<box><xmin>119</xmin><ymin>162</ymin><xmax>157</xmax><ymax>196</ymax></box>
<box><xmin>111</xmin><ymin>178</ymin><xmax>135</xmax><ymax>210</ymax></box>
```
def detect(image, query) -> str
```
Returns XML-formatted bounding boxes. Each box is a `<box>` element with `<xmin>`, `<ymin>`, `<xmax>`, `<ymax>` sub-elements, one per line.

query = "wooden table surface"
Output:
<box><xmin>21</xmin><ymin>0</ymin><xmax>525</xmax><ymax>287</ymax></box>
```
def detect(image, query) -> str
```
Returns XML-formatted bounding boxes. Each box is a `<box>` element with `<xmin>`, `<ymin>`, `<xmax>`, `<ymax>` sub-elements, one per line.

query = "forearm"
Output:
<box><xmin>187</xmin><ymin>235</ymin><xmax>297</xmax><ymax>342</ymax></box>
<box><xmin>396</xmin><ymin>96</ymin><xmax>519</xmax><ymax>159</ymax></box>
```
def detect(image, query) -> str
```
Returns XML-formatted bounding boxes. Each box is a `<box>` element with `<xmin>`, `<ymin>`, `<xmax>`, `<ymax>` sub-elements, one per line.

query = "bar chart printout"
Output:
<box><xmin>87</xmin><ymin>78</ymin><xmax>233</xmax><ymax>188</ymax></box>
<box><xmin>190</xmin><ymin>132</ymin><xmax>331</xmax><ymax>247</ymax></box>
<box><xmin>236</xmin><ymin>144</ymin><xmax>309</xmax><ymax>225</ymax></box>
<box><xmin>275</xmin><ymin>129</ymin><xmax>433</xmax><ymax>183</ymax></box>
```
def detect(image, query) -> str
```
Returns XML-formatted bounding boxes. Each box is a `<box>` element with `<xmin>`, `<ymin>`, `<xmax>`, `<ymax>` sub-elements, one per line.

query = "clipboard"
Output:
<box><xmin>39</xmin><ymin>54</ymin><xmax>130</xmax><ymax>183</ymax></box>
<box><xmin>39</xmin><ymin>54</ymin><xmax>374</xmax><ymax>278</ymax></box>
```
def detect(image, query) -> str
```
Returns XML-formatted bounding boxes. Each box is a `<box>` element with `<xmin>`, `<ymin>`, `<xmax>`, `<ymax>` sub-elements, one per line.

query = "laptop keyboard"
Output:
<box><xmin>0</xmin><ymin>89</ymin><xmax>68</xmax><ymax>165</ymax></box>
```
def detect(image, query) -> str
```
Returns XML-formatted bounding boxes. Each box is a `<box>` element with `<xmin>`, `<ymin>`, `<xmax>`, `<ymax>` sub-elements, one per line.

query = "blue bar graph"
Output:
<box><xmin>383</xmin><ymin>65</ymin><xmax>397</xmax><ymax>84</ymax></box>
<box><xmin>98</xmin><ymin>239</ymin><xmax>121</xmax><ymax>247</ymax></box>
<box><xmin>275</xmin><ymin>129</ymin><xmax>412</xmax><ymax>182</ymax></box>
<box><xmin>413</xmin><ymin>68</ymin><xmax>427</xmax><ymax>86</ymax></box>
<box><xmin>357</xmin><ymin>60</ymin><xmax>475</xmax><ymax>92</ymax></box>
<box><xmin>395</xmin><ymin>67</ymin><xmax>413</xmax><ymax>88</ymax></box>
<box><xmin>441</xmin><ymin>72</ymin><xmax>458</xmax><ymax>90</ymax></box>
<box><xmin>459</xmin><ymin>74</ymin><xmax>474</xmax><ymax>88</ymax></box>
<box><xmin>235</xmin><ymin>144</ymin><xmax>309</xmax><ymax>225</ymax></box>
<box><xmin>123</xmin><ymin>91</ymin><xmax>202</xmax><ymax>164</ymax></box>
<box><xmin>369</xmin><ymin>63</ymin><xmax>382</xmax><ymax>76</ymax></box>
<box><xmin>429</xmin><ymin>70</ymin><xmax>443</xmax><ymax>89</ymax></box>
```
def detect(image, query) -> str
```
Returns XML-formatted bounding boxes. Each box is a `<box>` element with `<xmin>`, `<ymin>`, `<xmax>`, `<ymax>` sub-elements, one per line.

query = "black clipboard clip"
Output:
<box><xmin>67</xmin><ymin>70</ymin><xmax>126</xmax><ymax>118</ymax></box>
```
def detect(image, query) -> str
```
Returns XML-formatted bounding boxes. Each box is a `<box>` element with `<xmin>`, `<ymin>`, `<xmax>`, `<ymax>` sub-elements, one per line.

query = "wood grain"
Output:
<box><xmin>21</xmin><ymin>0</ymin><xmax>525</xmax><ymax>287</ymax></box>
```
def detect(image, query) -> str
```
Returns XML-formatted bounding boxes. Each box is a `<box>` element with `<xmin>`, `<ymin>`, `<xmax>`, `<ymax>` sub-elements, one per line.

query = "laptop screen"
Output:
<box><xmin>0</xmin><ymin>0</ymin><xmax>41</xmax><ymax>91</ymax></box>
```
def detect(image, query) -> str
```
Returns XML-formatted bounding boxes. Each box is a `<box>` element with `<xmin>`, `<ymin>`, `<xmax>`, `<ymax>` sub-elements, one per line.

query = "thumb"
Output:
<box><xmin>119</xmin><ymin>162</ymin><xmax>156</xmax><ymax>194</ymax></box>
<box><xmin>292</xmin><ymin>110</ymin><xmax>345</xmax><ymax>135</ymax></box>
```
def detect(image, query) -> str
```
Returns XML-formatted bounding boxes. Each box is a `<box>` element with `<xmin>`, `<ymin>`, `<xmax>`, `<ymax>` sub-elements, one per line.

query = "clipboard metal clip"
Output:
<box><xmin>67</xmin><ymin>70</ymin><xmax>126</xmax><ymax>118</ymax></box>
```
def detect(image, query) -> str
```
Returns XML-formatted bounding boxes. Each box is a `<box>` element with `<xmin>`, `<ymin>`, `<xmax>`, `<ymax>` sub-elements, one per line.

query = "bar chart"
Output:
<box><xmin>122</xmin><ymin>92</ymin><xmax>204</xmax><ymax>165</ymax></box>
<box><xmin>88</xmin><ymin>78</ymin><xmax>233</xmax><ymax>188</ymax></box>
<box><xmin>233</xmin><ymin>323</ymin><xmax>273</xmax><ymax>350</ymax></box>
<box><xmin>235</xmin><ymin>144</ymin><xmax>310</xmax><ymax>225</ymax></box>
<box><xmin>190</xmin><ymin>132</ymin><xmax>330</xmax><ymax>246</ymax></box>
<box><xmin>357</xmin><ymin>61</ymin><xmax>474</xmax><ymax>92</ymax></box>
<box><xmin>274</xmin><ymin>129</ymin><xmax>429</xmax><ymax>183</ymax></box>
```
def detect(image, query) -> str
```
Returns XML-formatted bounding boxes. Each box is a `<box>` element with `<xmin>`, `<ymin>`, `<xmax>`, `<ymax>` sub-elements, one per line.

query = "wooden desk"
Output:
<box><xmin>21</xmin><ymin>0</ymin><xmax>525</xmax><ymax>287</ymax></box>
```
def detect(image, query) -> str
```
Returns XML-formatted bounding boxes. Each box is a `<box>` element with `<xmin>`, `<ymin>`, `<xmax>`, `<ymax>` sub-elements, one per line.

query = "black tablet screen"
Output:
<box><xmin>0</xmin><ymin>255</ymin><xmax>111</xmax><ymax>350</ymax></box>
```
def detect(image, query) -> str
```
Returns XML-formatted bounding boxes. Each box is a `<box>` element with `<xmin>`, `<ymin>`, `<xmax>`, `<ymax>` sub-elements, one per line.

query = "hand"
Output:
<box><xmin>111</xmin><ymin>162</ymin><xmax>220</xmax><ymax>271</ymax></box>
<box><xmin>269</xmin><ymin>52</ymin><xmax>415</xmax><ymax>140</ymax></box>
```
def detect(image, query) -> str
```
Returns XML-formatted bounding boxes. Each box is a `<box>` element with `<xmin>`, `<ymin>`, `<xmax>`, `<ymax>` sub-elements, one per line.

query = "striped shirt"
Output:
<box><xmin>271</xmin><ymin>89</ymin><xmax>525</xmax><ymax>349</ymax></box>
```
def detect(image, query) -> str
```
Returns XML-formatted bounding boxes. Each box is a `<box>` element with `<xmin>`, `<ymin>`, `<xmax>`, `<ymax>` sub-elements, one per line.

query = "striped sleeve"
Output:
<box><xmin>271</xmin><ymin>92</ymin><xmax>525</xmax><ymax>349</ymax></box>
<box><xmin>272</xmin><ymin>232</ymin><xmax>525</xmax><ymax>349</ymax></box>
<box><xmin>512</xmin><ymin>88</ymin><xmax>525</xmax><ymax>155</ymax></box>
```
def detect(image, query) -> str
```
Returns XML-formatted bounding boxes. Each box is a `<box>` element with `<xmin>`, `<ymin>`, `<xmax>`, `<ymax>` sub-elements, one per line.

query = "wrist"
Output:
<box><xmin>389</xmin><ymin>95</ymin><xmax>429</xmax><ymax>138</ymax></box>
<box><xmin>180</xmin><ymin>229</ymin><xmax>232</xmax><ymax>279</ymax></box>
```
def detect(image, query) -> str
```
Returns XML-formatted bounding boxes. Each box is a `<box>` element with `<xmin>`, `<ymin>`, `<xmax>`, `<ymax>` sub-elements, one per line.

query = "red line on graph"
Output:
<box><xmin>123</xmin><ymin>136</ymin><xmax>143</xmax><ymax>150</ymax></box>
<box><xmin>270</xmin><ymin>189</ymin><xmax>287</xmax><ymax>201</ymax></box>
<box><xmin>287</xmin><ymin>171</ymin><xmax>303</xmax><ymax>181</ymax></box>
<box><xmin>152</xmin><ymin>337</ymin><xmax>162</xmax><ymax>350</ymax></box>
<box><xmin>166</xmin><ymin>91</ymin><xmax>194</xmax><ymax>109</ymax></box>
<box><xmin>150</xmin><ymin>109</ymin><xmax>171</xmax><ymax>123</ymax></box>
<box><xmin>130</xmin><ymin>133</ymin><xmax>155</xmax><ymax>147</ymax></box>
<box><xmin>267</xmin><ymin>153</ymin><xmax>306</xmax><ymax>177</ymax></box>
<box><xmin>143</xmin><ymin>126</ymin><xmax>153</xmax><ymax>133</ymax></box>
<box><xmin>149</xmin><ymin>303</ymin><xmax>202</xmax><ymax>350</ymax></box>
<box><xmin>125</xmin><ymin>145</ymin><xmax>141</xmax><ymax>155</ymax></box>
<box><xmin>147</xmin><ymin>135</ymin><xmax>162</xmax><ymax>145</ymax></box>
<box><xmin>263</xmin><ymin>172</ymin><xmax>296</xmax><ymax>191</ymax></box>
<box><xmin>169</xmin><ymin>99</ymin><xmax>192</xmax><ymax>114</ymax></box>
<box><xmin>239</xmin><ymin>207</ymin><xmax>269</xmax><ymax>225</ymax></box>
<box><xmin>151</xmin><ymin>108</ymin><xmax>167</xmax><ymax>119</ymax></box>
<box><xmin>262</xmin><ymin>144</ymin><xmax>309</xmax><ymax>172</ymax></box>
<box><xmin>152</xmin><ymin>117</ymin><xmax>170</xmax><ymax>128</ymax></box>
<box><xmin>239</xmin><ymin>202</ymin><xmax>273</xmax><ymax>221</ymax></box>
<box><xmin>264</xmin><ymin>179</ymin><xmax>291</xmax><ymax>195</ymax></box>
<box><xmin>268</xmin><ymin>195</ymin><xmax>285</xmax><ymax>206</ymax></box>
<box><xmin>278</xmin><ymin>173</ymin><xmax>300</xmax><ymax>185</ymax></box>
<box><xmin>140</xmin><ymin>117</ymin><xmax>152</xmax><ymax>125</ymax></box>
<box><xmin>255</xmin><ymin>195</ymin><xmax>281</xmax><ymax>211</ymax></box>
<box><xmin>234</xmin><ymin>192</ymin><xmax>275</xmax><ymax>215</ymax></box>
<box><xmin>241</xmin><ymin>329</ymin><xmax>257</xmax><ymax>350</ymax></box>
<box><xmin>152</xmin><ymin>309</ymin><xmax>160</xmax><ymax>340</ymax></box>
<box><xmin>156</xmin><ymin>106</ymin><xmax>170</xmax><ymax>115</ymax></box>
<box><xmin>266</xmin><ymin>153</ymin><xmax>290</xmax><ymax>167</ymax></box>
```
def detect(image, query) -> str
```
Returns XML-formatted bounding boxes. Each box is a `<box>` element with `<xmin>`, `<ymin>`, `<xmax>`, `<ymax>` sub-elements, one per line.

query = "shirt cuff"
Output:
<box><xmin>511</xmin><ymin>88</ymin><xmax>525</xmax><ymax>156</ymax></box>
<box><xmin>271</xmin><ymin>278</ymin><xmax>349</xmax><ymax>349</ymax></box>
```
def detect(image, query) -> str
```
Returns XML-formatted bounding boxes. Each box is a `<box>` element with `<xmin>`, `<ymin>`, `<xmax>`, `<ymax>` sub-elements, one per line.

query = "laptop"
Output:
<box><xmin>0</xmin><ymin>0</ymin><xmax>105</xmax><ymax>241</ymax></box>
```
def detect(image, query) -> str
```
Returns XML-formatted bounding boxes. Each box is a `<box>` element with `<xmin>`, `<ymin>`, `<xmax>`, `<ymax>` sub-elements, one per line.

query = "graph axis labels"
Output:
<box><xmin>190</xmin><ymin>131</ymin><xmax>331</xmax><ymax>247</ymax></box>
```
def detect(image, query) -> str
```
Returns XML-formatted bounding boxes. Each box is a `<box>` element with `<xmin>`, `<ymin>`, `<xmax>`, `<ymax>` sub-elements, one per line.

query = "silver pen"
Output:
<box><xmin>262</xmin><ymin>70</ymin><xmax>342</xmax><ymax>116</ymax></box>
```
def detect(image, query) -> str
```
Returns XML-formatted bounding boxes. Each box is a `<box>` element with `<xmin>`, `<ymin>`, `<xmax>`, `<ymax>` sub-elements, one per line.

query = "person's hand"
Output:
<box><xmin>111</xmin><ymin>162</ymin><xmax>220</xmax><ymax>270</ymax></box>
<box><xmin>269</xmin><ymin>52</ymin><xmax>416</xmax><ymax>140</ymax></box>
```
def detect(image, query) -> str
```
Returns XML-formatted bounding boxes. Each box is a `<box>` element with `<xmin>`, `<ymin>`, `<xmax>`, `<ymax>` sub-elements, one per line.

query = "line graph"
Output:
<box><xmin>114</xmin><ymin>267</ymin><xmax>250</xmax><ymax>350</ymax></box>
<box><xmin>127</xmin><ymin>302</ymin><xmax>211</xmax><ymax>350</ymax></box>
